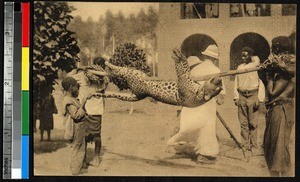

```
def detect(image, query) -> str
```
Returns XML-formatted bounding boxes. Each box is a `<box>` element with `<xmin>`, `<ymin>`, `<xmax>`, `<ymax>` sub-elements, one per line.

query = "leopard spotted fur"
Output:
<box><xmin>93</xmin><ymin>50</ymin><xmax>221</xmax><ymax>107</ymax></box>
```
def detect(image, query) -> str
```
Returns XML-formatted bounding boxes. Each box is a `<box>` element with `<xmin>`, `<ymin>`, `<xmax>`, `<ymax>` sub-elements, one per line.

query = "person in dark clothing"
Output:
<box><xmin>39</xmin><ymin>91</ymin><xmax>58</xmax><ymax>142</ymax></box>
<box><xmin>259</xmin><ymin>36</ymin><xmax>295</xmax><ymax>177</ymax></box>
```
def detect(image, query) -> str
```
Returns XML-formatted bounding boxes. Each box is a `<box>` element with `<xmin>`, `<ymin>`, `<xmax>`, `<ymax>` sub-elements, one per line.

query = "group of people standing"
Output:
<box><xmin>35</xmin><ymin>35</ymin><xmax>294</xmax><ymax>176</ymax></box>
<box><xmin>33</xmin><ymin>57</ymin><xmax>109</xmax><ymax>175</ymax></box>
<box><xmin>168</xmin><ymin>35</ymin><xmax>295</xmax><ymax>177</ymax></box>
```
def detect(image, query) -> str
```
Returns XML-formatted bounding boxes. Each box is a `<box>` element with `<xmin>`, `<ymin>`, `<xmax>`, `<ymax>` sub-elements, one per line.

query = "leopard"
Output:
<box><xmin>92</xmin><ymin>48</ymin><xmax>222</xmax><ymax>107</ymax></box>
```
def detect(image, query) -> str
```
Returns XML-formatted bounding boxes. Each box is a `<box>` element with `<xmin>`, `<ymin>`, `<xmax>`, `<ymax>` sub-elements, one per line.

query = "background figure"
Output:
<box><xmin>39</xmin><ymin>90</ymin><xmax>58</xmax><ymax>141</ymax></box>
<box><xmin>233</xmin><ymin>47</ymin><xmax>265</xmax><ymax>155</ymax></box>
<box><xmin>168</xmin><ymin>45</ymin><xmax>225</xmax><ymax>164</ymax></box>
<box><xmin>259</xmin><ymin>36</ymin><xmax>295</xmax><ymax>177</ymax></box>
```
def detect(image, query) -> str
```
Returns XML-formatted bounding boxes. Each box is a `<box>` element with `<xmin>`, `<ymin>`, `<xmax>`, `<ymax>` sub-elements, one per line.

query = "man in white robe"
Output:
<box><xmin>168</xmin><ymin>44</ymin><xmax>225</xmax><ymax>164</ymax></box>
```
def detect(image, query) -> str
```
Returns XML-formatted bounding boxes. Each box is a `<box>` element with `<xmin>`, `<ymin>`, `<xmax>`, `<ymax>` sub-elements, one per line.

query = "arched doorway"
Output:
<box><xmin>230</xmin><ymin>32</ymin><xmax>270</xmax><ymax>71</ymax></box>
<box><xmin>181</xmin><ymin>34</ymin><xmax>217</xmax><ymax>64</ymax></box>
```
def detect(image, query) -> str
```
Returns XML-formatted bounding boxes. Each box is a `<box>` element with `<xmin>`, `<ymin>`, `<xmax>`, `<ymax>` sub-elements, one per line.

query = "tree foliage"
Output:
<box><xmin>69</xmin><ymin>15</ymin><xmax>105</xmax><ymax>66</ymax></box>
<box><xmin>33</xmin><ymin>1</ymin><xmax>79</xmax><ymax>95</ymax></box>
<box><xmin>109</xmin><ymin>43</ymin><xmax>151</xmax><ymax>90</ymax></box>
<box><xmin>104</xmin><ymin>6</ymin><xmax>159</xmax><ymax>53</ymax></box>
<box><xmin>103</xmin><ymin>7</ymin><xmax>159</xmax><ymax>79</ymax></box>
<box><xmin>68</xmin><ymin>5</ymin><xmax>159</xmax><ymax>74</ymax></box>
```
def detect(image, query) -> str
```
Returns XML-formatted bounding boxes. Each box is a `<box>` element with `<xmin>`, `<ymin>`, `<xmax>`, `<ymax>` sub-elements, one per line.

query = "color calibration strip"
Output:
<box><xmin>21</xmin><ymin>2</ymin><xmax>30</xmax><ymax>179</ymax></box>
<box><xmin>12</xmin><ymin>2</ymin><xmax>22</xmax><ymax>178</ymax></box>
<box><xmin>3</xmin><ymin>2</ymin><xmax>14</xmax><ymax>179</ymax></box>
<box><xmin>2</xmin><ymin>2</ymin><xmax>29</xmax><ymax>179</ymax></box>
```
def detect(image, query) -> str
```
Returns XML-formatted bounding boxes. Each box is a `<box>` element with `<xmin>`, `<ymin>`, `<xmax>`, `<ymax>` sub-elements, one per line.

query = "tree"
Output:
<box><xmin>104</xmin><ymin>10</ymin><xmax>115</xmax><ymax>54</ymax></box>
<box><xmin>83</xmin><ymin>17</ymin><xmax>100</xmax><ymax>64</ymax></box>
<box><xmin>109</xmin><ymin>43</ymin><xmax>151</xmax><ymax>91</ymax></box>
<box><xmin>114</xmin><ymin>11</ymin><xmax>127</xmax><ymax>45</ymax></box>
<box><xmin>69</xmin><ymin>16</ymin><xmax>105</xmax><ymax>66</ymax></box>
<box><xmin>146</xmin><ymin>6</ymin><xmax>159</xmax><ymax>51</ymax></box>
<box><xmin>33</xmin><ymin>1</ymin><xmax>79</xmax><ymax>95</ymax></box>
<box><xmin>109</xmin><ymin>42</ymin><xmax>151</xmax><ymax>114</ymax></box>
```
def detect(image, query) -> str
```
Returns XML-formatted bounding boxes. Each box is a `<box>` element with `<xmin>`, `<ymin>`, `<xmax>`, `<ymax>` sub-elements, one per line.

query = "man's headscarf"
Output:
<box><xmin>271</xmin><ymin>36</ymin><xmax>293</xmax><ymax>55</ymax></box>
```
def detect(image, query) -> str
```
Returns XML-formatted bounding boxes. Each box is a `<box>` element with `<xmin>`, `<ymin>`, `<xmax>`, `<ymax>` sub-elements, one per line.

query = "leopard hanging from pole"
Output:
<box><xmin>92</xmin><ymin>48</ymin><xmax>222</xmax><ymax>107</ymax></box>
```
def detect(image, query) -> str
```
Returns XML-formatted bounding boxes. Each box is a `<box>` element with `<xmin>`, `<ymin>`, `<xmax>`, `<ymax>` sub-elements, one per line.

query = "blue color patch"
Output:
<box><xmin>21</xmin><ymin>135</ymin><xmax>29</xmax><ymax>179</ymax></box>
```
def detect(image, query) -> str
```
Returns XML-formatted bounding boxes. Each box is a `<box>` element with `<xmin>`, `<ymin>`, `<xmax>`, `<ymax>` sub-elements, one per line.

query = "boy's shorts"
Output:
<box><xmin>84</xmin><ymin>115</ymin><xmax>102</xmax><ymax>142</ymax></box>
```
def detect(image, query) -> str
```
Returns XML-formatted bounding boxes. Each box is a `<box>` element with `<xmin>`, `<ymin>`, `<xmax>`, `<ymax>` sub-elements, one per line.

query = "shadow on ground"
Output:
<box><xmin>106</xmin><ymin>150</ymin><xmax>196</xmax><ymax>169</ymax></box>
<box><xmin>34</xmin><ymin>140</ymin><xmax>68</xmax><ymax>154</ymax></box>
<box><xmin>34</xmin><ymin>129</ymin><xmax>69</xmax><ymax>154</ymax></box>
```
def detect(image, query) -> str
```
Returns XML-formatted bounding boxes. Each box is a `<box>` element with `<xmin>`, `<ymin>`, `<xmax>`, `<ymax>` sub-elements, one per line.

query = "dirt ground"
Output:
<box><xmin>34</xmin><ymin>80</ymin><xmax>295</xmax><ymax>177</ymax></box>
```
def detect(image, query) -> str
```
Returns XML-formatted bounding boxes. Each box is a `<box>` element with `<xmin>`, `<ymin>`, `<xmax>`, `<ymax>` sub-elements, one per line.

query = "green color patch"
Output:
<box><xmin>22</xmin><ymin>91</ymin><xmax>29</xmax><ymax>135</ymax></box>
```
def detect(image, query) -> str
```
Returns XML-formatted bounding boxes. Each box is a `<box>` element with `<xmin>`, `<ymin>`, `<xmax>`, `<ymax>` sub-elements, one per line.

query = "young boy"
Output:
<box><xmin>62</xmin><ymin>76</ymin><xmax>89</xmax><ymax>175</ymax></box>
<box><xmin>69</xmin><ymin>57</ymin><xmax>109</xmax><ymax>167</ymax></box>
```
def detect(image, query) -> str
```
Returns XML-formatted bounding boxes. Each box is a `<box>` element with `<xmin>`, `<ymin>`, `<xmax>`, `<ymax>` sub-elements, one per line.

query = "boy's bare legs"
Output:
<box><xmin>47</xmin><ymin>130</ymin><xmax>52</xmax><ymax>141</ymax></box>
<box><xmin>90</xmin><ymin>136</ymin><xmax>101</xmax><ymax>167</ymax></box>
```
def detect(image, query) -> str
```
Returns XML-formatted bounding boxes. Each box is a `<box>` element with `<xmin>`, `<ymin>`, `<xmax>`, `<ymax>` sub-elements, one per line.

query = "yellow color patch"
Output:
<box><xmin>22</xmin><ymin>47</ymin><xmax>29</xmax><ymax>90</ymax></box>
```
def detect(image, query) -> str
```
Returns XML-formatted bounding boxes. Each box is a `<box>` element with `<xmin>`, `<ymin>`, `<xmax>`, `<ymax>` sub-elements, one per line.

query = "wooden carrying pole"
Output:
<box><xmin>191</xmin><ymin>66</ymin><xmax>261</xmax><ymax>81</ymax></box>
<box><xmin>216</xmin><ymin>111</ymin><xmax>246</xmax><ymax>158</ymax></box>
<box><xmin>143</xmin><ymin>66</ymin><xmax>261</xmax><ymax>81</ymax></box>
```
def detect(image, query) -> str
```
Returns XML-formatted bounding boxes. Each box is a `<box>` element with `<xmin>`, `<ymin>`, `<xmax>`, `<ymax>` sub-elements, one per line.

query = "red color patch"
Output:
<box><xmin>22</xmin><ymin>3</ymin><xmax>30</xmax><ymax>47</ymax></box>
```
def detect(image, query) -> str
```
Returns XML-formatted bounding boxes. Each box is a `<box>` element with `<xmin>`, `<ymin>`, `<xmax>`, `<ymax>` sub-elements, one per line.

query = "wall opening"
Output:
<box><xmin>230</xmin><ymin>33</ymin><xmax>270</xmax><ymax>80</ymax></box>
<box><xmin>230</xmin><ymin>32</ymin><xmax>270</xmax><ymax>71</ymax></box>
<box><xmin>181</xmin><ymin>34</ymin><xmax>218</xmax><ymax>65</ymax></box>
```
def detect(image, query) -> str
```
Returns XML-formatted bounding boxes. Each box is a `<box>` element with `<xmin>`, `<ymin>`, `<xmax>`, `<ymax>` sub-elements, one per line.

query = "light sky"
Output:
<box><xmin>69</xmin><ymin>2</ymin><xmax>159</xmax><ymax>21</ymax></box>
